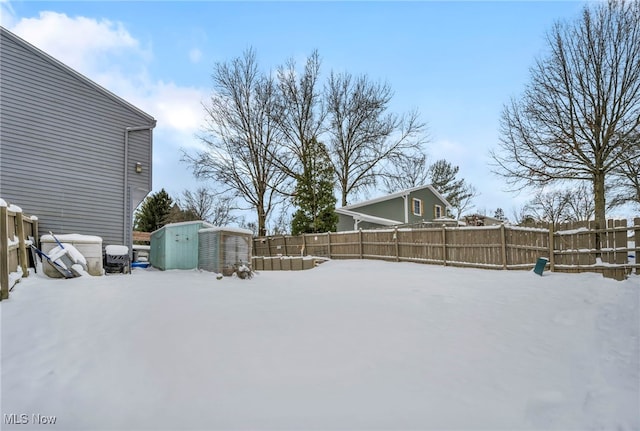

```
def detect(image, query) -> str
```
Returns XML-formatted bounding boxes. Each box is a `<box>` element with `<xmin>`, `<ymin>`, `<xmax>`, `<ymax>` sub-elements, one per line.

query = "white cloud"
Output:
<box><xmin>7</xmin><ymin>11</ymin><xmax>207</xmax><ymax>142</ymax></box>
<box><xmin>9</xmin><ymin>11</ymin><xmax>147</xmax><ymax>76</ymax></box>
<box><xmin>6</xmin><ymin>9</ymin><xmax>209</xmax><ymax>194</ymax></box>
<box><xmin>153</xmin><ymin>81</ymin><xmax>205</xmax><ymax>133</ymax></box>
<box><xmin>189</xmin><ymin>48</ymin><xmax>202</xmax><ymax>64</ymax></box>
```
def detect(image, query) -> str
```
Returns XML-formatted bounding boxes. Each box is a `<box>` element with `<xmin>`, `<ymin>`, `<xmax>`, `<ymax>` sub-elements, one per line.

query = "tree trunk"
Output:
<box><xmin>257</xmin><ymin>207</ymin><xmax>267</xmax><ymax>237</ymax></box>
<box><xmin>593</xmin><ymin>170</ymin><xmax>606</xmax><ymax>252</ymax></box>
<box><xmin>341</xmin><ymin>179</ymin><xmax>348</xmax><ymax>207</ymax></box>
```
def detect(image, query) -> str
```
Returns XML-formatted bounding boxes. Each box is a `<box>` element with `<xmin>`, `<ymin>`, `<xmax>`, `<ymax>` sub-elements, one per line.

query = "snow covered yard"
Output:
<box><xmin>1</xmin><ymin>260</ymin><xmax>638</xmax><ymax>430</ymax></box>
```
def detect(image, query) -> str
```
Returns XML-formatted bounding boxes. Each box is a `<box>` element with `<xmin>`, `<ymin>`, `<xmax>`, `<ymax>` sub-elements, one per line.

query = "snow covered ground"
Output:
<box><xmin>1</xmin><ymin>260</ymin><xmax>638</xmax><ymax>430</ymax></box>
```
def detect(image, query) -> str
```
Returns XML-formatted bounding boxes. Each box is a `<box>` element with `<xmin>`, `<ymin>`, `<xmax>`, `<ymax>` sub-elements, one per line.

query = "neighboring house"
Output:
<box><xmin>336</xmin><ymin>185</ymin><xmax>452</xmax><ymax>232</ymax></box>
<box><xmin>0</xmin><ymin>27</ymin><xmax>156</xmax><ymax>251</ymax></box>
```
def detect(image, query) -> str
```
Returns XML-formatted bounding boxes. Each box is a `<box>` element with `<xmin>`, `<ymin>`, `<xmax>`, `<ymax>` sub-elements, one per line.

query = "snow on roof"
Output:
<box><xmin>199</xmin><ymin>227</ymin><xmax>254</xmax><ymax>235</ymax></box>
<box><xmin>151</xmin><ymin>220</ymin><xmax>215</xmax><ymax>234</ymax></box>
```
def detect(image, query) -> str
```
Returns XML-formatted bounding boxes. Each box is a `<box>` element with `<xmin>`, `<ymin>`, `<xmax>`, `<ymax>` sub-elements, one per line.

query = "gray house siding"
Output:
<box><xmin>337</xmin><ymin>214</ymin><xmax>355</xmax><ymax>232</ymax></box>
<box><xmin>0</xmin><ymin>27</ymin><xmax>155</xmax><ymax>249</ymax></box>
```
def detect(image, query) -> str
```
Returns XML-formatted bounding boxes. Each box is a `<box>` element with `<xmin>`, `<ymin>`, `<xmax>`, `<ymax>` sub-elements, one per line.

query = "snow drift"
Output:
<box><xmin>1</xmin><ymin>260</ymin><xmax>638</xmax><ymax>430</ymax></box>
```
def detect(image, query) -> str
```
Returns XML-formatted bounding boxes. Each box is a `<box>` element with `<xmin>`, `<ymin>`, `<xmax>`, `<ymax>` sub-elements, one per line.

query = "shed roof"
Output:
<box><xmin>199</xmin><ymin>227</ymin><xmax>254</xmax><ymax>235</ymax></box>
<box><xmin>0</xmin><ymin>26</ymin><xmax>156</xmax><ymax>125</ymax></box>
<box><xmin>151</xmin><ymin>220</ymin><xmax>214</xmax><ymax>234</ymax></box>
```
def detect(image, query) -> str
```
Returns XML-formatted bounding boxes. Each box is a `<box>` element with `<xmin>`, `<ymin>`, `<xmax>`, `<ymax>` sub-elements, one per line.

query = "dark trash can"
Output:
<box><xmin>534</xmin><ymin>257</ymin><xmax>549</xmax><ymax>276</ymax></box>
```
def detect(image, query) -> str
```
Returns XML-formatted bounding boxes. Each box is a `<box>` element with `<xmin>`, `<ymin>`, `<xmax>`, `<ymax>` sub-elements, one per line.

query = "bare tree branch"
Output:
<box><xmin>490</xmin><ymin>0</ymin><xmax>640</xmax><ymax>236</ymax></box>
<box><xmin>325</xmin><ymin>71</ymin><xmax>428</xmax><ymax>206</ymax></box>
<box><xmin>182</xmin><ymin>48</ymin><xmax>291</xmax><ymax>236</ymax></box>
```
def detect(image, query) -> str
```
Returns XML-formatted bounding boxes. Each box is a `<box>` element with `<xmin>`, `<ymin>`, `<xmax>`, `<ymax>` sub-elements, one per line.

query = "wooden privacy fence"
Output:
<box><xmin>253</xmin><ymin>218</ymin><xmax>640</xmax><ymax>280</ymax></box>
<box><xmin>1</xmin><ymin>201</ymin><xmax>39</xmax><ymax>300</ymax></box>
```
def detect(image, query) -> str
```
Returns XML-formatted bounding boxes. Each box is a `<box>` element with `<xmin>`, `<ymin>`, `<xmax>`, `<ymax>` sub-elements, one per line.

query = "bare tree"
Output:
<box><xmin>564</xmin><ymin>183</ymin><xmax>595</xmax><ymax>221</ymax></box>
<box><xmin>179</xmin><ymin>187</ymin><xmax>238</xmax><ymax>226</ymax></box>
<box><xmin>182</xmin><ymin>49</ymin><xmax>290</xmax><ymax>236</ymax></box>
<box><xmin>510</xmin><ymin>205</ymin><xmax>536</xmax><ymax>226</ymax></box>
<box><xmin>608</xmin><ymin>133</ymin><xmax>640</xmax><ymax>210</ymax></box>
<box><xmin>272</xmin><ymin>50</ymin><xmax>326</xmax><ymax>183</ymax></box>
<box><xmin>491</xmin><ymin>1</ymin><xmax>640</xmax><ymax>243</ymax></box>
<box><xmin>325</xmin><ymin>71</ymin><xmax>428</xmax><ymax>206</ymax></box>
<box><xmin>383</xmin><ymin>157</ymin><xmax>477</xmax><ymax>219</ymax></box>
<box><xmin>454</xmin><ymin>185</ymin><xmax>478</xmax><ymax>220</ymax></box>
<box><xmin>525</xmin><ymin>189</ymin><xmax>571</xmax><ymax>225</ymax></box>
<box><xmin>382</xmin><ymin>153</ymin><xmax>430</xmax><ymax>193</ymax></box>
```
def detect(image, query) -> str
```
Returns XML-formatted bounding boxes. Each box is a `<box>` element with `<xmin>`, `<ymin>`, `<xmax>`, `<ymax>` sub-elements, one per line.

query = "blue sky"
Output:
<box><xmin>2</xmin><ymin>1</ymin><xmax>600</xmax><ymax>223</ymax></box>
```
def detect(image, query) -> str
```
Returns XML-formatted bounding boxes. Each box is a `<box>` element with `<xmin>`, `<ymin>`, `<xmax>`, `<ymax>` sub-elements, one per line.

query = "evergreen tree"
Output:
<box><xmin>494</xmin><ymin>208</ymin><xmax>505</xmax><ymax>221</ymax></box>
<box><xmin>291</xmin><ymin>139</ymin><xmax>338</xmax><ymax>235</ymax></box>
<box><xmin>427</xmin><ymin>159</ymin><xmax>477</xmax><ymax>218</ymax></box>
<box><xmin>133</xmin><ymin>189</ymin><xmax>174</xmax><ymax>232</ymax></box>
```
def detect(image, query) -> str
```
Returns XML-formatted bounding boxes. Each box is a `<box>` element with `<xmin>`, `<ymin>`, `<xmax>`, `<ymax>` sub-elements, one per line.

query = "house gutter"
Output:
<box><xmin>124</xmin><ymin>123</ymin><xmax>157</xmax><ymax>245</ymax></box>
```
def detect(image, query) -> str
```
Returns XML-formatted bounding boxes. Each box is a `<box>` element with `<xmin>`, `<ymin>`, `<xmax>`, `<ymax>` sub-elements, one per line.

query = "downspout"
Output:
<box><xmin>124</xmin><ymin>123</ymin><xmax>156</xmax><ymax>246</ymax></box>
<box><xmin>403</xmin><ymin>194</ymin><xmax>409</xmax><ymax>224</ymax></box>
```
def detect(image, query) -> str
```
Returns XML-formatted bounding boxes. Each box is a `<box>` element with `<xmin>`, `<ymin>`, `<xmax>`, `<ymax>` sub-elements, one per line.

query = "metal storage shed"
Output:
<box><xmin>198</xmin><ymin>227</ymin><xmax>253</xmax><ymax>275</ymax></box>
<box><xmin>149</xmin><ymin>221</ymin><xmax>213</xmax><ymax>270</ymax></box>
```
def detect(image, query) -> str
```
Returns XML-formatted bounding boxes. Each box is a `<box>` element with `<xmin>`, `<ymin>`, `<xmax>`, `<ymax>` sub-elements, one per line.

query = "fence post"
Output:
<box><xmin>267</xmin><ymin>237</ymin><xmax>272</xmax><ymax>257</ymax></box>
<box><xmin>32</xmin><ymin>216</ymin><xmax>39</xmax><ymax>249</ymax></box>
<box><xmin>283</xmin><ymin>235</ymin><xmax>288</xmax><ymax>256</ymax></box>
<box><xmin>441</xmin><ymin>225</ymin><xmax>447</xmax><ymax>266</ymax></box>
<box><xmin>548</xmin><ymin>223</ymin><xmax>555</xmax><ymax>272</ymax></box>
<box><xmin>1</xmin><ymin>205</ymin><xmax>9</xmax><ymax>301</ymax></box>
<box><xmin>497</xmin><ymin>224</ymin><xmax>505</xmax><ymax>269</ymax></box>
<box><xmin>394</xmin><ymin>227</ymin><xmax>399</xmax><ymax>262</ymax></box>
<box><xmin>327</xmin><ymin>232</ymin><xmax>332</xmax><ymax>259</ymax></box>
<box><xmin>15</xmin><ymin>211</ymin><xmax>28</xmax><ymax>278</ymax></box>
<box><xmin>301</xmin><ymin>234</ymin><xmax>306</xmax><ymax>257</ymax></box>
<box><xmin>358</xmin><ymin>229</ymin><xmax>363</xmax><ymax>259</ymax></box>
<box><xmin>635</xmin><ymin>218</ymin><xmax>640</xmax><ymax>275</ymax></box>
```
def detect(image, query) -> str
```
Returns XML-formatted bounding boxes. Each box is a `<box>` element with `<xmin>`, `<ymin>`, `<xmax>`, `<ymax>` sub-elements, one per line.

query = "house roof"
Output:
<box><xmin>341</xmin><ymin>184</ymin><xmax>452</xmax><ymax>211</ymax></box>
<box><xmin>1</xmin><ymin>26</ymin><xmax>156</xmax><ymax>125</ymax></box>
<box><xmin>334</xmin><ymin>208</ymin><xmax>403</xmax><ymax>226</ymax></box>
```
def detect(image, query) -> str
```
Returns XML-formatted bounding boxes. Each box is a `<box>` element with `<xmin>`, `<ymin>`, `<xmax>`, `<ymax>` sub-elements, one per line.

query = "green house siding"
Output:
<box><xmin>336</xmin><ymin>186</ymin><xmax>450</xmax><ymax>232</ymax></box>
<box><xmin>406</xmin><ymin>189</ymin><xmax>446</xmax><ymax>223</ymax></box>
<box><xmin>351</xmin><ymin>197</ymin><xmax>405</xmax><ymax>222</ymax></box>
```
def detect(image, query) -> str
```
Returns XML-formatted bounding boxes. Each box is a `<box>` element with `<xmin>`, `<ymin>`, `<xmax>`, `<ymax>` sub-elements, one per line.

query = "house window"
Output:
<box><xmin>434</xmin><ymin>204</ymin><xmax>443</xmax><ymax>219</ymax></box>
<box><xmin>412</xmin><ymin>198</ymin><xmax>423</xmax><ymax>216</ymax></box>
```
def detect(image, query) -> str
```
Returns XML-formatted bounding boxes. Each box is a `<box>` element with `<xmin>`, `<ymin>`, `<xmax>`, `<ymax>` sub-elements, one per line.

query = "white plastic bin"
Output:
<box><xmin>41</xmin><ymin>234</ymin><xmax>103</xmax><ymax>277</ymax></box>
